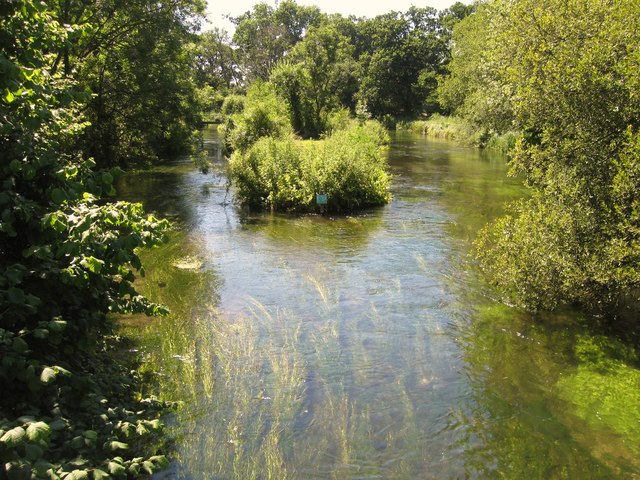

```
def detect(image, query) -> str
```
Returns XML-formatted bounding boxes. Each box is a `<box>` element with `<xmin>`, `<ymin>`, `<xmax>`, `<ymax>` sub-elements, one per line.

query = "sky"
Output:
<box><xmin>203</xmin><ymin>0</ymin><xmax>463</xmax><ymax>33</ymax></box>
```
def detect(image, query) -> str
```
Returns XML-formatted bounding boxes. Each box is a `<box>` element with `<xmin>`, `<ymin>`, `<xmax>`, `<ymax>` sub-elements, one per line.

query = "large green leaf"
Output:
<box><xmin>80</xmin><ymin>256</ymin><xmax>104</xmax><ymax>274</ymax></box>
<box><xmin>26</xmin><ymin>421</ymin><xmax>51</xmax><ymax>442</ymax></box>
<box><xmin>1</xmin><ymin>426</ymin><xmax>26</xmax><ymax>447</ymax></box>
<box><xmin>65</xmin><ymin>470</ymin><xmax>89</xmax><ymax>480</ymax></box>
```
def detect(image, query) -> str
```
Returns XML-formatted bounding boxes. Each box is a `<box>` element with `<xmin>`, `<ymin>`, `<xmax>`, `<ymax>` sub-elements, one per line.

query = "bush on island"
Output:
<box><xmin>229</xmin><ymin>121</ymin><xmax>391</xmax><ymax>213</ymax></box>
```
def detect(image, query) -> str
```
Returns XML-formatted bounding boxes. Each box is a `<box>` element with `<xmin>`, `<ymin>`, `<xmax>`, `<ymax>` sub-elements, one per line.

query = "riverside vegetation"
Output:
<box><xmin>3</xmin><ymin>0</ymin><xmax>640</xmax><ymax>478</ymax></box>
<box><xmin>0</xmin><ymin>0</ymin><xmax>203</xmax><ymax>478</ymax></box>
<box><xmin>222</xmin><ymin>84</ymin><xmax>391</xmax><ymax>213</ymax></box>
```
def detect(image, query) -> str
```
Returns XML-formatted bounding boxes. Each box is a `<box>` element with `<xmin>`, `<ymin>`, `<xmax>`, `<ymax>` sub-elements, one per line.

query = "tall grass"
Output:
<box><xmin>397</xmin><ymin>114</ymin><xmax>518</xmax><ymax>153</ymax></box>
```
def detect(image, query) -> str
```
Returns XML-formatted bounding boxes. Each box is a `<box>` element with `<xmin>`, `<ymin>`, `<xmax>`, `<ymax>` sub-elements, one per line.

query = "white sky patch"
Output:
<box><xmin>203</xmin><ymin>0</ymin><xmax>464</xmax><ymax>33</ymax></box>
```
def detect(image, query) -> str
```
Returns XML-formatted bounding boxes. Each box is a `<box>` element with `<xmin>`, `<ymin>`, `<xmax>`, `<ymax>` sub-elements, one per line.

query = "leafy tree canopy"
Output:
<box><xmin>0</xmin><ymin>0</ymin><xmax>185</xmax><ymax>477</ymax></box>
<box><xmin>231</xmin><ymin>0</ymin><xmax>324</xmax><ymax>82</ymax></box>
<box><xmin>473</xmin><ymin>0</ymin><xmax>640</xmax><ymax>312</ymax></box>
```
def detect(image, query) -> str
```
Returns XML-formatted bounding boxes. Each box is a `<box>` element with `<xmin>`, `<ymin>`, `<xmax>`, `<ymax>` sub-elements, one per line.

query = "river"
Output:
<box><xmin>117</xmin><ymin>127</ymin><xmax>640</xmax><ymax>479</ymax></box>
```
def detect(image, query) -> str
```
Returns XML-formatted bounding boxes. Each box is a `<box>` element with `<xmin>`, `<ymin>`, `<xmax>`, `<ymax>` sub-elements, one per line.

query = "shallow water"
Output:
<box><xmin>118</xmin><ymin>128</ymin><xmax>640</xmax><ymax>479</ymax></box>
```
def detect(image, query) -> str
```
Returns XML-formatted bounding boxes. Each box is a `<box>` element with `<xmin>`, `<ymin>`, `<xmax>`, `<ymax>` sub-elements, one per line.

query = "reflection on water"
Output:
<box><xmin>117</xmin><ymin>128</ymin><xmax>640</xmax><ymax>478</ymax></box>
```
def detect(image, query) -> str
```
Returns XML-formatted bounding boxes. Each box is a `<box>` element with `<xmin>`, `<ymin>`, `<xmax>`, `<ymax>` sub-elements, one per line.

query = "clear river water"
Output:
<box><xmin>117</xmin><ymin>127</ymin><xmax>640</xmax><ymax>479</ymax></box>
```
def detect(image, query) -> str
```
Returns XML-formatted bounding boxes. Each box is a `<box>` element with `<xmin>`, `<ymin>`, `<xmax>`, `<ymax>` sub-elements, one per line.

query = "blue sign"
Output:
<box><xmin>316</xmin><ymin>194</ymin><xmax>328</xmax><ymax>205</ymax></box>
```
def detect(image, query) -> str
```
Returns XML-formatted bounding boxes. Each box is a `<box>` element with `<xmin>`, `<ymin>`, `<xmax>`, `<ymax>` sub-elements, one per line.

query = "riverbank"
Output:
<box><xmin>394</xmin><ymin>114</ymin><xmax>518</xmax><ymax>153</ymax></box>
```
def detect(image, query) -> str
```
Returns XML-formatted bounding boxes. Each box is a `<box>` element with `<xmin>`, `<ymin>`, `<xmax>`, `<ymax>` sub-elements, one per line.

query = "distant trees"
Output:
<box><xmin>196</xmin><ymin>28</ymin><xmax>241</xmax><ymax>90</ymax></box>
<box><xmin>198</xmin><ymin>2</ymin><xmax>473</xmax><ymax>123</ymax></box>
<box><xmin>271</xmin><ymin>23</ymin><xmax>358</xmax><ymax>138</ymax></box>
<box><xmin>230</xmin><ymin>0</ymin><xmax>323</xmax><ymax>82</ymax></box>
<box><xmin>355</xmin><ymin>7</ymin><xmax>449</xmax><ymax>117</ymax></box>
<box><xmin>436</xmin><ymin>2</ymin><xmax>513</xmax><ymax>133</ymax></box>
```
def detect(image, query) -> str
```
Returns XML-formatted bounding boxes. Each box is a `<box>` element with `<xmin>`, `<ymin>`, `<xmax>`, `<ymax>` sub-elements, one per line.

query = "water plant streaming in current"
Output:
<box><xmin>117</xmin><ymin>128</ymin><xmax>640</xmax><ymax>478</ymax></box>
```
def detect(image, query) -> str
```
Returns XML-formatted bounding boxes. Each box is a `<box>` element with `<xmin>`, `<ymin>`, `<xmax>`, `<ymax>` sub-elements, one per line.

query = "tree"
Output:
<box><xmin>231</xmin><ymin>0</ymin><xmax>323</xmax><ymax>82</ymax></box>
<box><xmin>270</xmin><ymin>22</ymin><xmax>358</xmax><ymax>138</ymax></box>
<box><xmin>47</xmin><ymin>0</ymin><xmax>206</xmax><ymax>167</ymax></box>
<box><xmin>355</xmin><ymin>8</ymin><xmax>448</xmax><ymax>117</ymax></box>
<box><xmin>475</xmin><ymin>0</ymin><xmax>640</xmax><ymax>312</ymax></box>
<box><xmin>437</xmin><ymin>1</ymin><xmax>476</xmax><ymax>41</ymax></box>
<box><xmin>436</xmin><ymin>2</ymin><xmax>514</xmax><ymax>133</ymax></box>
<box><xmin>1</xmin><ymin>1</ymin><xmax>172</xmax><ymax>476</ymax></box>
<box><xmin>195</xmin><ymin>28</ymin><xmax>240</xmax><ymax>90</ymax></box>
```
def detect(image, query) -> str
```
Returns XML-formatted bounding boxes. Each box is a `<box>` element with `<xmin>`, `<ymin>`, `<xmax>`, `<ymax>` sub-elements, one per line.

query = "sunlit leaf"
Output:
<box><xmin>0</xmin><ymin>426</ymin><xmax>26</xmax><ymax>447</ymax></box>
<box><xmin>26</xmin><ymin>421</ymin><xmax>51</xmax><ymax>442</ymax></box>
<box><xmin>40</xmin><ymin>367</ymin><xmax>56</xmax><ymax>385</ymax></box>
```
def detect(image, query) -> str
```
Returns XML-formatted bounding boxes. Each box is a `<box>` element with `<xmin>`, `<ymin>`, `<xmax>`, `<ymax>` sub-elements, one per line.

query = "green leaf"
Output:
<box><xmin>49</xmin><ymin>319</ymin><xmax>67</xmax><ymax>332</ymax></box>
<box><xmin>105</xmin><ymin>440</ymin><xmax>128</xmax><ymax>451</ymax></box>
<box><xmin>149</xmin><ymin>455</ymin><xmax>169</xmax><ymax>469</ymax></box>
<box><xmin>83</xmin><ymin>430</ymin><xmax>98</xmax><ymax>440</ymax></box>
<box><xmin>33</xmin><ymin>328</ymin><xmax>49</xmax><ymax>339</ymax></box>
<box><xmin>101</xmin><ymin>172</ymin><xmax>113</xmax><ymax>185</ymax></box>
<box><xmin>3</xmin><ymin>89</ymin><xmax>15</xmax><ymax>103</ymax></box>
<box><xmin>50</xmin><ymin>214</ymin><xmax>67</xmax><ymax>233</ymax></box>
<box><xmin>24</xmin><ymin>442</ymin><xmax>44</xmax><ymax>460</ymax></box>
<box><xmin>80</xmin><ymin>256</ymin><xmax>104</xmax><ymax>274</ymax></box>
<box><xmin>54</xmin><ymin>365</ymin><xmax>72</xmax><ymax>377</ymax></box>
<box><xmin>70</xmin><ymin>435</ymin><xmax>84</xmax><ymax>449</ymax></box>
<box><xmin>66</xmin><ymin>470</ymin><xmax>89</xmax><ymax>480</ymax></box>
<box><xmin>49</xmin><ymin>418</ymin><xmax>66</xmax><ymax>431</ymax></box>
<box><xmin>5</xmin><ymin>266</ymin><xmax>24</xmax><ymax>285</ymax></box>
<box><xmin>25</xmin><ymin>294</ymin><xmax>41</xmax><ymax>307</ymax></box>
<box><xmin>107</xmin><ymin>462</ymin><xmax>126</xmax><ymax>476</ymax></box>
<box><xmin>92</xmin><ymin>469</ymin><xmax>111</xmax><ymax>480</ymax></box>
<box><xmin>142</xmin><ymin>461</ymin><xmax>155</xmax><ymax>475</ymax></box>
<box><xmin>148</xmin><ymin>419</ymin><xmax>161</xmax><ymax>430</ymax></box>
<box><xmin>7</xmin><ymin>287</ymin><xmax>25</xmax><ymax>304</ymax></box>
<box><xmin>1</xmin><ymin>426</ymin><xmax>26</xmax><ymax>447</ymax></box>
<box><xmin>40</xmin><ymin>367</ymin><xmax>57</xmax><ymax>385</ymax></box>
<box><xmin>127</xmin><ymin>463</ymin><xmax>140</xmax><ymax>476</ymax></box>
<box><xmin>51</xmin><ymin>188</ymin><xmax>65</xmax><ymax>204</ymax></box>
<box><xmin>26</xmin><ymin>421</ymin><xmax>51</xmax><ymax>442</ymax></box>
<box><xmin>34</xmin><ymin>460</ymin><xmax>52</xmax><ymax>477</ymax></box>
<box><xmin>12</xmin><ymin>337</ymin><xmax>28</xmax><ymax>353</ymax></box>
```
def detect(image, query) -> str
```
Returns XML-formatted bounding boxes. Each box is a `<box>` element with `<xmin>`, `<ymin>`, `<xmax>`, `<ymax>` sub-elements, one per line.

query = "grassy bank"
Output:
<box><xmin>396</xmin><ymin>114</ymin><xmax>518</xmax><ymax>153</ymax></box>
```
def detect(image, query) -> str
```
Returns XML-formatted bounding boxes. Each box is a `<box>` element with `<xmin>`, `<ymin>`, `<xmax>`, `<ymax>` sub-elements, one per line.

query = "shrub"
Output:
<box><xmin>220</xmin><ymin>94</ymin><xmax>246</xmax><ymax>116</ymax></box>
<box><xmin>229</xmin><ymin>121</ymin><xmax>391</xmax><ymax>213</ymax></box>
<box><xmin>224</xmin><ymin>82</ymin><xmax>292</xmax><ymax>153</ymax></box>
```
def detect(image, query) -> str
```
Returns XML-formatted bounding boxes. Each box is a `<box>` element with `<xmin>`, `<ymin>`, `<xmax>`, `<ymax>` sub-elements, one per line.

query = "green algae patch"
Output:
<box><xmin>557</xmin><ymin>335</ymin><xmax>640</xmax><ymax>452</ymax></box>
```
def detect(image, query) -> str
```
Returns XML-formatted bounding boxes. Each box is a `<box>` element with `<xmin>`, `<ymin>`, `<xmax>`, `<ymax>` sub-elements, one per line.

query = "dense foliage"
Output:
<box><xmin>205</xmin><ymin>2</ymin><xmax>475</xmax><ymax>214</ymax></box>
<box><xmin>436</xmin><ymin>2</ymin><xmax>513</xmax><ymax>134</ymax></box>
<box><xmin>230</xmin><ymin>0</ymin><xmax>323</xmax><ymax>82</ymax></box>
<box><xmin>458</xmin><ymin>0</ymin><xmax>640</xmax><ymax>311</ymax></box>
<box><xmin>47</xmin><ymin>0</ymin><xmax>206</xmax><ymax>167</ymax></box>
<box><xmin>228</xmin><ymin>121</ymin><xmax>391</xmax><ymax>213</ymax></box>
<box><xmin>270</xmin><ymin>23</ymin><xmax>358</xmax><ymax>138</ymax></box>
<box><xmin>220</xmin><ymin>82</ymin><xmax>293</xmax><ymax>154</ymax></box>
<box><xmin>0</xmin><ymin>0</ymin><xmax>197</xmax><ymax>477</ymax></box>
<box><xmin>197</xmin><ymin>2</ymin><xmax>473</xmax><ymax>123</ymax></box>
